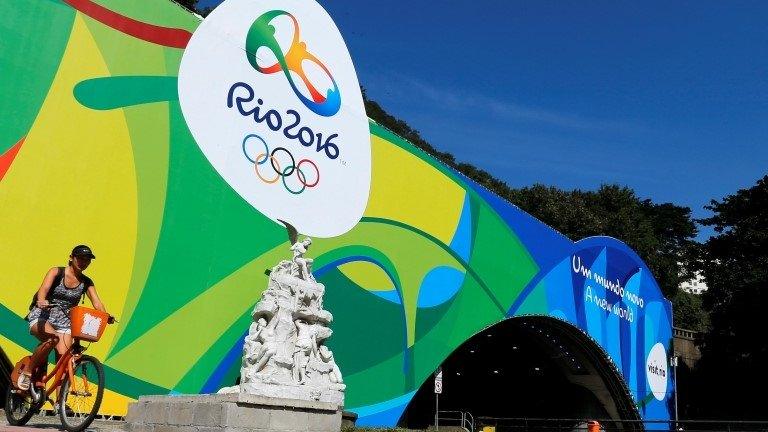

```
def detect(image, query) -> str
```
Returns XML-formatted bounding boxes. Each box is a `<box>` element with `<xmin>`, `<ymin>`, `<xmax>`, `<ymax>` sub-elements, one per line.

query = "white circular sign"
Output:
<box><xmin>178</xmin><ymin>0</ymin><xmax>371</xmax><ymax>238</ymax></box>
<box><xmin>646</xmin><ymin>342</ymin><xmax>669</xmax><ymax>401</ymax></box>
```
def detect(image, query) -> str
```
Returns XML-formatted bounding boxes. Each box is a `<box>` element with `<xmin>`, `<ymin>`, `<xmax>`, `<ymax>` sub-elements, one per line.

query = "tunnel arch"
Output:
<box><xmin>399</xmin><ymin>315</ymin><xmax>641</xmax><ymax>430</ymax></box>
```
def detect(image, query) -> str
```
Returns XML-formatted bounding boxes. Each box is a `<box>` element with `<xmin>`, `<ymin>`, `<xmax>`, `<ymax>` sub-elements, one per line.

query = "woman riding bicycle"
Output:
<box><xmin>25</xmin><ymin>245</ymin><xmax>108</xmax><ymax>374</ymax></box>
<box><xmin>7</xmin><ymin>244</ymin><xmax>114</xmax><ymax>432</ymax></box>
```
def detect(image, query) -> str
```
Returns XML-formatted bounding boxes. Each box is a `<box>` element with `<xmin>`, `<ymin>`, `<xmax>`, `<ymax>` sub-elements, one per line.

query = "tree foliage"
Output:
<box><xmin>692</xmin><ymin>175</ymin><xmax>768</xmax><ymax>419</ymax></box>
<box><xmin>671</xmin><ymin>290</ymin><xmax>709</xmax><ymax>332</ymax></box>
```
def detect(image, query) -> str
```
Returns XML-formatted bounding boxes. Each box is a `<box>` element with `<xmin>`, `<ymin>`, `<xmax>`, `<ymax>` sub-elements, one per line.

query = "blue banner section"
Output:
<box><xmin>510</xmin><ymin>234</ymin><xmax>674</xmax><ymax>421</ymax></box>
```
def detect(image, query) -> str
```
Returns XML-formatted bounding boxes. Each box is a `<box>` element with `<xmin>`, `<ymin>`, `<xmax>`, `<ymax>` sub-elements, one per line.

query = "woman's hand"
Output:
<box><xmin>36</xmin><ymin>299</ymin><xmax>50</xmax><ymax>309</ymax></box>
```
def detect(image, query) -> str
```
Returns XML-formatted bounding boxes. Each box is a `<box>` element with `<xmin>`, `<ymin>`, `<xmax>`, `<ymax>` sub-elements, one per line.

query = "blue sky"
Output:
<box><xmin>198</xmin><ymin>0</ymin><xmax>768</xmax><ymax>239</ymax></box>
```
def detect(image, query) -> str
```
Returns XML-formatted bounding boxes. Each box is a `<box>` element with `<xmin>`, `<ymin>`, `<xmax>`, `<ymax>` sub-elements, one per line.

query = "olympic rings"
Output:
<box><xmin>242</xmin><ymin>134</ymin><xmax>320</xmax><ymax>194</ymax></box>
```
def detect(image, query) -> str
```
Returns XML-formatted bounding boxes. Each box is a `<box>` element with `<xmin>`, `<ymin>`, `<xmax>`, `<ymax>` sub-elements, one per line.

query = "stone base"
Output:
<box><xmin>230</xmin><ymin>382</ymin><xmax>344</xmax><ymax>408</ymax></box>
<box><xmin>340</xmin><ymin>411</ymin><xmax>357</xmax><ymax>429</ymax></box>
<box><xmin>125</xmin><ymin>393</ymin><xmax>342</xmax><ymax>432</ymax></box>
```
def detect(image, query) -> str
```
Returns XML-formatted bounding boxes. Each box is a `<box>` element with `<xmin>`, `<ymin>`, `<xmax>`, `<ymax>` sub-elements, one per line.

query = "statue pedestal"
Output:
<box><xmin>125</xmin><ymin>393</ymin><xmax>342</xmax><ymax>432</ymax></box>
<box><xmin>230</xmin><ymin>382</ymin><xmax>344</xmax><ymax>408</ymax></box>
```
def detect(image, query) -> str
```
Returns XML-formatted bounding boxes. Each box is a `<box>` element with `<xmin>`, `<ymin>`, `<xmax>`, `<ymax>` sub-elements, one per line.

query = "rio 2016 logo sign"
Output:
<box><xmin>178</xmin><ymin>0</ymin><xmax>371</xmax><ymax>238</ymax></box>
<box><xmin>245</xmin><ymin>10</ymin><xmax>341</xmax><ymax>117</ymax></box>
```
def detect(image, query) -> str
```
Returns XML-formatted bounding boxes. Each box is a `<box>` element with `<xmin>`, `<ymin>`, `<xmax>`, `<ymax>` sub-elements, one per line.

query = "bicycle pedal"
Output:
<box><xmin>29</xmin><ymin>387</ymin><xmax>44</xmax><ymax>405</ymax></box>
<box><xmin>71</xmin><ymin>390</ymin><xmax>93</xmax><ymax>397</ymax></box>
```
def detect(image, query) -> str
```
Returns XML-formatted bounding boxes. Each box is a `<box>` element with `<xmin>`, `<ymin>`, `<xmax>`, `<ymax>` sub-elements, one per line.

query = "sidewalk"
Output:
<box><xmin>0</xmin><ymin>410</ymin><xmax>125</xmax><ymax>432</ymax></box>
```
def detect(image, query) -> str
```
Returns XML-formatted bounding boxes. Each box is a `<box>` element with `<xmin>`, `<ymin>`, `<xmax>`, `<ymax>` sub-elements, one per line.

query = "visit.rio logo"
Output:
<box><xmin>646</xmin><ymin>342</ymin><xmax>669</xmax><ymax>401</ymax></box>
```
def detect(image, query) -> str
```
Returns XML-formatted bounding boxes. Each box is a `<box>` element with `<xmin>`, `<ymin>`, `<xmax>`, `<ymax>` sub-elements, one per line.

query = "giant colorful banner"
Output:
<box><xmin>0</xmin><ymin>0</ymin><xmax>673</xmax><ymax>426</ymax></box>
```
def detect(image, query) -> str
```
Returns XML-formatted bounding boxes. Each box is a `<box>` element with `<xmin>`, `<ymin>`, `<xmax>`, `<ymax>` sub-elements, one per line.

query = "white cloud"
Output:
<box><xmin>366</xmin><ymin>71</ymin><xmax>640</xmax><ymax>132</ymax></box>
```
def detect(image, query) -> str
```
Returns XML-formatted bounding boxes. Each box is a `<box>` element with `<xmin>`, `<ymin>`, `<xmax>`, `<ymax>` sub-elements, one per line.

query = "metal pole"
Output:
<box><xmin>435</xmin><ymin>392</ymin><xmax>439</xmax><ymax>431</ymax></box>
<box><xmin>673</xmin><ymin>355</ymin><xmax>679</xmax><ymax>430</ymax></box>
<box><xmin>670</xmin><ymin>355</ymin><xmax>679</xmax><ymax>430</ymax></box>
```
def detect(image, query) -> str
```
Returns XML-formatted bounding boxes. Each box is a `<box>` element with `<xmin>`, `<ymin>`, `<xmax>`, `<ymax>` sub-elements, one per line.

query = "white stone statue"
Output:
<box><xmin>218</xmin><ymin>219</ymin><xmax>344</xmax><ymax>406</ymax></box>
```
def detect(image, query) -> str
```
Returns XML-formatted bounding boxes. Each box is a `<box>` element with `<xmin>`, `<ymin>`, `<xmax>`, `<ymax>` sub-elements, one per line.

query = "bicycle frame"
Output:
<box><xmin>31</xmin><ymin>339</ymin><xmax>85</xmax><ymax>403</ymax></box>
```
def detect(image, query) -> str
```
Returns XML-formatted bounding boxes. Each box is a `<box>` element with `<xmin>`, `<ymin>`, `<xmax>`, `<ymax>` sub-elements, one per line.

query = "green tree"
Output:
<box><xmin>508</xmin><ymin>185</ymin><xmax>602</xmax><ymax>239</ymax></box>
<box><xmin>671</xmin><ymin>291</ymin><xmax>709</xmax><ymax>332</ymax></box>
<box><xmin>693</xmin><ymin>175</ymin><xmax>768</xmax><ymax>419</ymax></box>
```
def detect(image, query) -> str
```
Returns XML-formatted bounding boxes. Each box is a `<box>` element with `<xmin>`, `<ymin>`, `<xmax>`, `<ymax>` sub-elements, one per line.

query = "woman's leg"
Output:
<box><xmin>55</xmin><ymin>331</ymin><xmax>73</xmax><ymax>357</ymax></box>
<box><xmin>53</xmin><ymin>332</ymin><xmax>73</xmax><ymax>406</ymax></box>
<box><xmin>30</xmin><ymin>320</ymin><xmax>58</xmax><ymax>342</ymax></box>
<box><xmin>27</xmin><ymin>321</ymin><xmax>59</xmax><ymax>379</ymax></box>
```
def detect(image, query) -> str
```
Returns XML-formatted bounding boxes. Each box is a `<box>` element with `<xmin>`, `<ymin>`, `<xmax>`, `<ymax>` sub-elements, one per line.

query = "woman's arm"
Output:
<box><xmin>86</xmin><ymin>285</ymin><xmax>107</xmax><ymax>313</ymax></box>
<box><xmin>35</xmin><ymin>267</ymin><xmax>59</xmax><ymax>308</ymax></box>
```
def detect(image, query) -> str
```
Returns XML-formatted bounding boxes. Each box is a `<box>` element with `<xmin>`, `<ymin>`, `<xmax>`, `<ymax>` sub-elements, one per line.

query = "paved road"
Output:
<box><xmin>0</xmin><ymin>410</ymin><xmax>125</xmax><ymax>432</ymax></box>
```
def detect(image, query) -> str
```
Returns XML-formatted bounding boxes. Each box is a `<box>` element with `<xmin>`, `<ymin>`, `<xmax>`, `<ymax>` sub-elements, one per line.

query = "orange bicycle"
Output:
<box><xmin>4</xmin><ymin>300</ymin><xmax>116</xmax><ymax>432</ymax></box>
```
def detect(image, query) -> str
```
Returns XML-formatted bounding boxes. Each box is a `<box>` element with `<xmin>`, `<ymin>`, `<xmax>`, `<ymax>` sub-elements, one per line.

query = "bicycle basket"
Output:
<box><xmin>70</xmin><ymin>306</ymin><xmax>108</xmax><ymax>342</ymax></box>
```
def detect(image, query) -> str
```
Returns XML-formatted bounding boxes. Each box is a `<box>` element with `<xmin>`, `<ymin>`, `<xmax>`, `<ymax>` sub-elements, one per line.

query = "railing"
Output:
<box><xmin>673</xmin><ymin>327</ymin><xmax>699</xmax><ymax>340</ymax></box>
<box><xmin>438</xmin><ymin>410</ymin><xmax>475</xmax><ymax>432</ymax></box>
<box><xmin>475</xmin><ymin>417</ymin><xmax>768</xmax><ymax>432</ymax></box>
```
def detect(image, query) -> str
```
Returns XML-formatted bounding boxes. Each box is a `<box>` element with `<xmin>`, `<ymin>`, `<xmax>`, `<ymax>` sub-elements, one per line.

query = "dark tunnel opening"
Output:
<box><xmin>399</xmin><ymin>316</ymin><xmax>641</xmax><ymax>431</ymax></box>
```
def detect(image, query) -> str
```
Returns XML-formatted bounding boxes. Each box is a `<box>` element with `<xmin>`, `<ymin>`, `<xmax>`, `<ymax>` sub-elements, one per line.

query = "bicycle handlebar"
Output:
<box><xmin>46</xmin><ymin>300</ymin><xmax>70</xmax><ymax>307</ymax></box>
<box><xmin>44</xmin><ymin>300</ymin><xmax>118</xmax><ymax>324</ymax></box>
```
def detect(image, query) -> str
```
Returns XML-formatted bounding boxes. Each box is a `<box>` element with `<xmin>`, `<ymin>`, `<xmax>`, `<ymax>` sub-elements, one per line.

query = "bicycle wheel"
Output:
<box><xmin>4</xmin><ymin>383</ymin><xmax>38</xmax><ymax>426</ymax></box>
<box><xmin>58</xmin><ymin>355</ymin><xmax>104</xmax><ymax>432</ymax></box>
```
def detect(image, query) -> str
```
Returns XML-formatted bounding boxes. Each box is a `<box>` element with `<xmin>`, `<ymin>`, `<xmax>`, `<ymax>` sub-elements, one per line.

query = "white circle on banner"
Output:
<box><xmin>178</xmin><ymin>0</ymin><xmax>371</xmax><ymax>238</ymax></box>
<box><xmin>646</xmin><ymin>342</ymin><xmax>669</xmax><ymax>401</ymax></box>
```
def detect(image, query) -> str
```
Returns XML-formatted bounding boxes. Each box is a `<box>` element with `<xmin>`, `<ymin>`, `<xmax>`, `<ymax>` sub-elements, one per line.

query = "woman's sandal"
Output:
<box><xmin>16</xmin><ymin>372</ymin><xmax>32</xmax><ymax>391</ymax></box>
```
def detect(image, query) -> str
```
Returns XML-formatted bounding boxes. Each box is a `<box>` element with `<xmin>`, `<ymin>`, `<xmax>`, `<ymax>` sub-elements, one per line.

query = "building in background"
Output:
<box><xmin>681</xmin><ymin>271</ymin><xmax>708</xmax><ymax>295</ymax></box>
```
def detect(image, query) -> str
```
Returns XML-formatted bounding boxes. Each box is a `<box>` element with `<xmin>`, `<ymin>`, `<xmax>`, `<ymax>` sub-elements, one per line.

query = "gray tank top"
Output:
<box><xmin>50</xmin><ymin>277</ymin><xmax>86</xmax><ymax>308</ymax></box>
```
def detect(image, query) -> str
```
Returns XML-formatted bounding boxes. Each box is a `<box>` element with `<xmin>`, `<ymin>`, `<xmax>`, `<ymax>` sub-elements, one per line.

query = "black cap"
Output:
<box><xmin>71</xmin><ymin>245</ymin><xmax>96</xmax><ymax>259</ymax></box>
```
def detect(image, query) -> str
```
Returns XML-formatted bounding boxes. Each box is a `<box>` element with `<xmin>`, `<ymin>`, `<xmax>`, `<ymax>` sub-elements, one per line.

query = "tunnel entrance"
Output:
<box><xmin>399</xmin><ymin>316</ymin><xmax>640</xmax><ymax>430</ymax></box>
